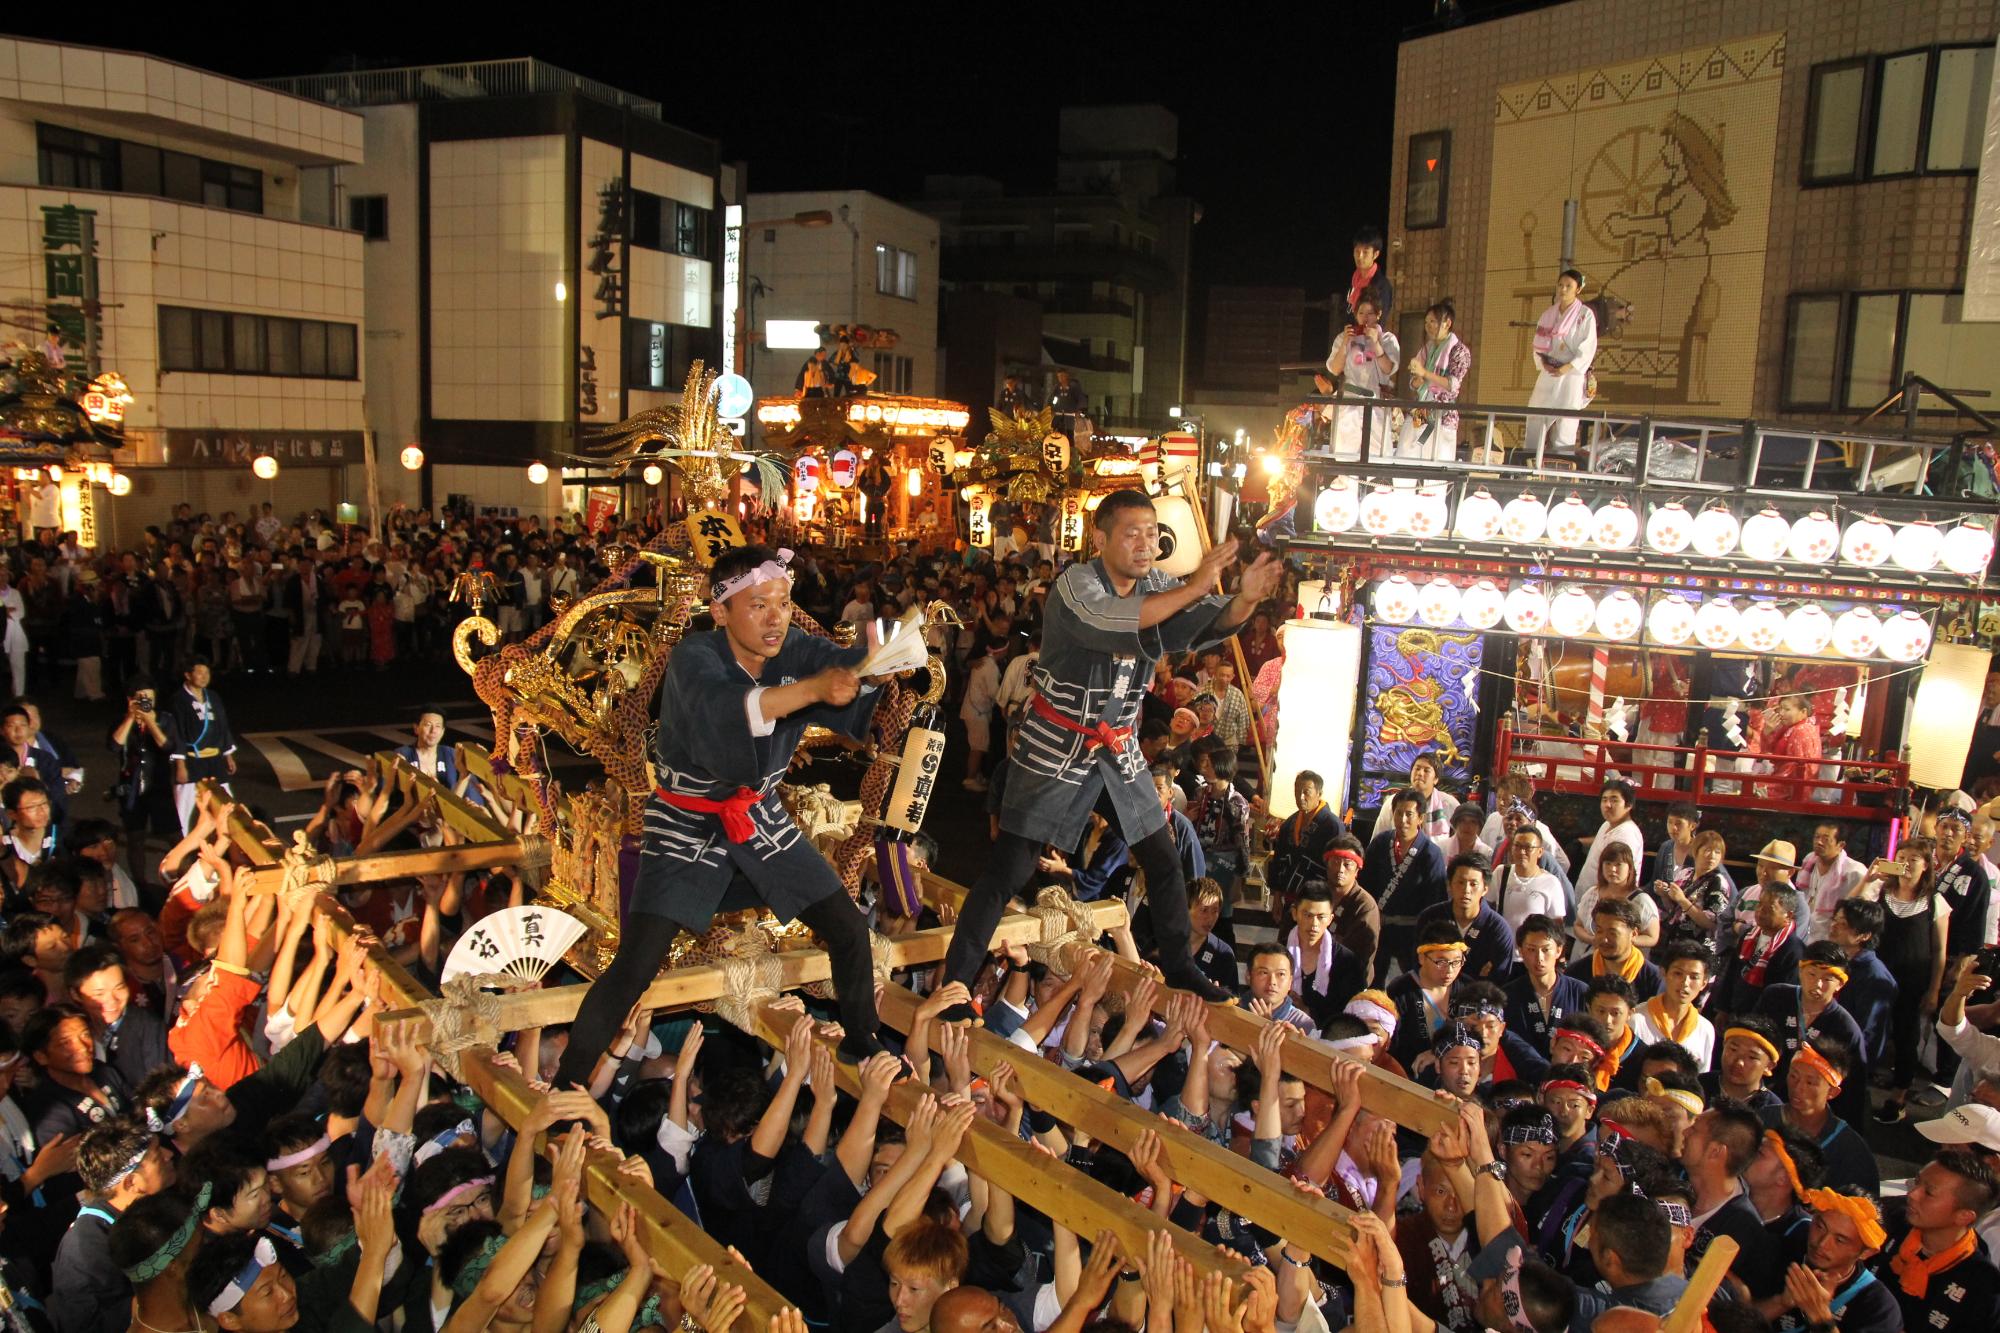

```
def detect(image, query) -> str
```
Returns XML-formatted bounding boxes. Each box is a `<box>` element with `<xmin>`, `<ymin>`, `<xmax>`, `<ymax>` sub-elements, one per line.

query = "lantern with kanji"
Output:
<box><xmin>1041</xmin><ymin>431</ymin><xmax>1071</xmax><ymax>475</ymax></box>
<box><xmin>966</xmin><ymin>489</ymin><xmax>992</xmax><ymax>548</ymax></box>
<box><xmin>1059</xmin><ymin>490</ymin><xmax>1088</xmax><ymax>551</ymax></box>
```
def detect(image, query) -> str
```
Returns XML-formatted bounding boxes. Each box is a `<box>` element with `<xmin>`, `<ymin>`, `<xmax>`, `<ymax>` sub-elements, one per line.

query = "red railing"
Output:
<box><xmin>1493</xmin><ymin>721</ymin><xmax>1906</xmax><ymax>821</ymax></box>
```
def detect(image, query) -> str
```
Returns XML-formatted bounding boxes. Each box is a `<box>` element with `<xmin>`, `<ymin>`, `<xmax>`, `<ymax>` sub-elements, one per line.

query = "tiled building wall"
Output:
<box><xmin>578</xmin><ymin>137</ymin><xmax>623</xmax><ymax>425</ymax></box>
<box><xmin>1390</xmin><ymin>0</ymin><xmax>1999</xmax><ymax>425</ymax></box>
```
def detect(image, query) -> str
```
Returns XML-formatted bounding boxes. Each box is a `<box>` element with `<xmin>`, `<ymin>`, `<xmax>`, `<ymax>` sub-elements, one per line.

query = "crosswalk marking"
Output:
<box><xmin>240</xmin><ymin>719</ymin><xmax>493</xmax><ymax>792</ymax></box>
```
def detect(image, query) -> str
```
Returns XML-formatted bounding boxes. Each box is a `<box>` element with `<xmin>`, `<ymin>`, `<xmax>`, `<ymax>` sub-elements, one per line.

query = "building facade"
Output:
<box><xmin>1386</xmin><ymin>0</ymin><xmax>1998</xmax><ymax>431</ymax></box>
<box><xmin>738</xmin><ymin>190</ymin><xmax>939</xmax><ymax>407</ymax></box>
<box><xmin>0</xmin><ymin>38</ymin><xmax>368</xmax><ymax>531</ymax></box>
<box><xmin>268</xmin><ymin>60</ymin><xmax>721</xmax><ymax>521</ymax></box>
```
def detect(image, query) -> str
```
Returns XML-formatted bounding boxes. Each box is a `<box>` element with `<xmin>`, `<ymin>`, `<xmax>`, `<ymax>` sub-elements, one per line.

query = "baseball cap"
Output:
<box><xmin>1918</xmin><ymin>1105</ymin><xmax>2000</xmax><ymax>1153</ymax></box>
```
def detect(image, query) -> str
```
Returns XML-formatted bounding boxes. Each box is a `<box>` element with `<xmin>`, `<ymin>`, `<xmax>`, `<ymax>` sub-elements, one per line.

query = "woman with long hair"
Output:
<box><xmin>1399</xmin><ymin>299</ymin><xmax>1472</xmax><ymax>462</ymax></box>
<box><xmin>1854</xmin><ymin>837</ymin><xmax>1945</xmax><ymax>1123</ymax></box>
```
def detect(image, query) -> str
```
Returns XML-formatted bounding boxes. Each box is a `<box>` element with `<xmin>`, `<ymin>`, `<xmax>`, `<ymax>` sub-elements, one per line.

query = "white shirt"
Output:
<box><xmin>1492</xmin><ymin>866</ymin><xmax>1566</xmax><ymax>934</ymax></box>
<box><xmin>1630</xmin><ymin>1003</ymin><xmax>1717</xmax><ymax>1070</ymax></box>
<box><xmin>1570</xmin><ymin>886</ymin><xmax>1660</xmax><ymax>959</ymax></box>
<box><xmin>1798</xmin><ymin>851</ymin><xmax>1865</xmax><ymax>942</ymax></box>
<box><xmin>1481</xmin><ymin>810</ymin><xmax>1572</xmax><ymax>872</ymax></box>
<box><xmin>1372</xmin><ymin>788</ymin><xmax>1455</xmax><ymax>842</ymax></box>
<box><xmin>1575</xmin><ymin>818</ymin><xmax>1645</xmax><ymax>896</ymax></box>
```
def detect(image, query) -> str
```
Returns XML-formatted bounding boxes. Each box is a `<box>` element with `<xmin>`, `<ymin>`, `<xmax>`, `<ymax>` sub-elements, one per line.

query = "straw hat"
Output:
<box><xmin>1752</xmin><ymin>839</ymin><xmax>1798</xmax><ymax>870</ymax></box>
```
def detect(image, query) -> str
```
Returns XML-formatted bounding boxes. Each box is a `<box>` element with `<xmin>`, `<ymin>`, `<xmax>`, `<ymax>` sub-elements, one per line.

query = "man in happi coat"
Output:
<box><xmin>939</xmin><ymin>490</ymin><xmax>1282</xmax><ymax>1004</ymax></box>
<box><xmin>556</xmin><ymin>545</ymin><xmax>887</xmax><ymax>1083</ymax></box>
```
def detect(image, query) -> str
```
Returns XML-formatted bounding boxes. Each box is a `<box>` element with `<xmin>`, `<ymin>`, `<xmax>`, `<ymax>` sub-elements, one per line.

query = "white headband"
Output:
<box><xmin>265</xmin><ymin>1135</ymin><xmax>331</xmax><ymax>1172</ymax></box>
<box><xmin>1327</xmin><ymin>1034</ymin><xmax>1379</xmax><ymax>1052</ymax></box>
<box><xmin>1345</xmin><ymin>999</ymin><xmax>1399</xmax><ymax>1036</ymax></box>
<box><xmin>208</xmin><ymin>1237</ymin><xmax>278</xmax><ymax>1315</ymax></box>
<box><xmin>710</xmin><ymin>548</ymin><xmax>794</xmax><ymax>603</ymax></box>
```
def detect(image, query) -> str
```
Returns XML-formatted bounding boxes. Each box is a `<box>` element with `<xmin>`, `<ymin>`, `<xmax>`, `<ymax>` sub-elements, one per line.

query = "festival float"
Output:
<box><xmin>0</xmin><ymin>339</ymin><xmax>132</xmax><ymax>547</ymax></box>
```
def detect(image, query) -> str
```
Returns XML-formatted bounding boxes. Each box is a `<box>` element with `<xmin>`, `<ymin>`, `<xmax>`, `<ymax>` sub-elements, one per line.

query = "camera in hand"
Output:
<box><xmin>1975</xmin><ymin>945</ymin><xmax>2000</xmax><ymax>982</ymax></box>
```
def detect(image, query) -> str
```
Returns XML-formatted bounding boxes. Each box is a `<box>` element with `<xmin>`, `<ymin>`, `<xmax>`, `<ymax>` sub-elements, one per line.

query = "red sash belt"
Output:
<box><xmin>655</xmin><ymin>786</ymin><xmax>760</xmax><ymax>843</ymax></box>
<box><xmin>1030</xmin><ymin>692</ymin><xmax>1131</xmax><ymax>752</ymax></box>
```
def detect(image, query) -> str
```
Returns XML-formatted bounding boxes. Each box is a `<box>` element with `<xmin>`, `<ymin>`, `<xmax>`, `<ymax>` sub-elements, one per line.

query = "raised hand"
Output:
<box><xmin>859</xmin><ymin>1050</ymin><xmax>902</xmax><ymax>1101</ymax></box>
<box><xmin>675</xmin><ymin>1022</ymin><xmax>705</xmax><ymax>1076</ymax></box>
<box><xmin>1077</xmin><ymin>1231</ymin><xmax>1124</xmax><ymax>1307</ymax></box>
<box><xmin>918</xmin><ymin>981</ymin><xmax>972</xmax><ymax>1022</ymax></box>
<box><xmin>1241</xmin><ymin>1266</ymin><xmax>1278</xmax><ymax>1333</ymax></box>
<box><xmin>1199</xmin><ymin>1271</ymin><xmax>1247</xmax><ymax>1333</ymax></box>
<box><xmin>809</xmin><ymin>1042</ymin><xmax>838</xmax><ymax>1105</ymax></box>
<box><xmin>1328</xmin><ymin>1053</ymin><xmax>1363</xmax><ymax>1109</ymax></box>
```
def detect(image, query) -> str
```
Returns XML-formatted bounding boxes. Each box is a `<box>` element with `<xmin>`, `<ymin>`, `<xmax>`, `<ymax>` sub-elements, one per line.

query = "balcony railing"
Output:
<box><xmin>263</xmin><ymin>59</ymin><xmax>664</xmax><ymax>120</ymax></box>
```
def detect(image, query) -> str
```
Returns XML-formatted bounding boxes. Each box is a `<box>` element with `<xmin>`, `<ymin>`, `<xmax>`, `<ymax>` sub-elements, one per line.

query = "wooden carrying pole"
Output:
<box><xmin>754</xmin><ymin>1003</ymin><xmax>1251</xmax><ymax>1286</ymax></box>
<box><xmin>1660</xmin><ymin>1235</ymin><xmax>1736</xmax><ymax>1333</ymax></box>
<box><xmin>874</xmin><ymin>983</ymin><xmax>1355</xmax><ymax>1265</ymax></box>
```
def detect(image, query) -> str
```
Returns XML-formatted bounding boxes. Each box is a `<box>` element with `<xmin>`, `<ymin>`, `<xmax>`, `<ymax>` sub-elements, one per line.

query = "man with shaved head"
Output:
<box><xmin>929</xmin><ymin>1286</ymin><xmax>1023</xmax><ymax>1333</ymax></box>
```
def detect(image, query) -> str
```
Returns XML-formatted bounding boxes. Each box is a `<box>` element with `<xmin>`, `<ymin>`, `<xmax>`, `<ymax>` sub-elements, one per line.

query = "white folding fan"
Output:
<box><xmin>856</xmin><ymin>607</ymin><xmax>931</xmax><ymax>677</ymax></box>
<box><xmin>441</xmin><ymin>906</ymin><xmax>589</xmax><ymax>985</ymax></box>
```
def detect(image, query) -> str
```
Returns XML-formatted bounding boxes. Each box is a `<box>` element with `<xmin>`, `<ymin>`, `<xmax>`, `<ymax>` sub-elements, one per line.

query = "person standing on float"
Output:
<box><xmin>938</xmin><ymin>489</ymin><xmax>1283</xmax><ymax>1005</ymax></box>
<box><xmin>1522</xmin><ymin>269</ymin><xmax>1599</xmax><ymax>457</ymax></box>
<box><xmin>555</xmin><ymin>544</ymin><xmax>887</xmax><ymax>1083</ymax></box>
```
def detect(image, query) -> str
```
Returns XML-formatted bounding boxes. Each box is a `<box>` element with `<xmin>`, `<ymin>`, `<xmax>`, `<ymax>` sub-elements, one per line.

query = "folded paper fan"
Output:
<box><xmin>857</xmin><ymin>607</ymin><xmax>931</xmax><ymax>677</ymax></box>
<box><xmin>441</xmin><ymin>906</ymin><xmax>589</xmax><ymax>985</ymax></box>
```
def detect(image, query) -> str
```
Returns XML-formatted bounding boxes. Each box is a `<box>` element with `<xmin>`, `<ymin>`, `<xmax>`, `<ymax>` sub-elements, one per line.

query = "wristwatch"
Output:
<box><xmin>1476</xmin><ymin>1161</ymin><xmax>1508</xmax><ymax>1182</ymax></box>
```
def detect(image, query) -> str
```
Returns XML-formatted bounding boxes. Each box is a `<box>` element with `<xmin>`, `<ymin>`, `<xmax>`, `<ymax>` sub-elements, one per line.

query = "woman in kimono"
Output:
<box><xmin>1522</xmin><ymin>270</ymin><xmax>1598</xmax><ymax>458</ymax></box>
<box><xmin>1320</xmin><ymin>288</ymin><xmax>1400</xmax><ymax>461</ymax></box>
<box><xmin>555</xmin><ymin>545</ymin><xmax>888</xmax><ymax>1083</ymax></box>
<box><xmin>939</xmin><ymin>490</ymin><xmax>1283</xmax><ymax>1005</ymax></box>
<box><xmin>1398</xmin><ymin>299</ymin><xmax>1472</xmax><ymax>462</ymax></box>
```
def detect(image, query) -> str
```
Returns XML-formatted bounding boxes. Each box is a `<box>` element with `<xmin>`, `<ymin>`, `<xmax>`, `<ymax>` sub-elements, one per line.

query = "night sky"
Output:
<box><xmin>9</xmin><ymin>5</ymin><xmax>1554</xmax><ymax>300</ymax></box>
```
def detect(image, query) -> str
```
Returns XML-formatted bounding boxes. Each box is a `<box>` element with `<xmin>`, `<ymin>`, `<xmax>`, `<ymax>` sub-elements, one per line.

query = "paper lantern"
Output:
<box><xmin>1594</xmin><ymin>499</ymin><xmax>1639</xmax><ymax>550</ymax></box>
<box><xmin>1296</xmin><ymin>580</ymin><xmax>1334</xmax><ymax>618</ymax></box>
<box><xmin>1694</xmin><ymin>597</ymin><xmax>1741</xmax><ymax>650</ymax></box>
<box><xmin>527</xmin><ymin>461</ymin><xmax>550</xmax><ymax>485</ymax></box>
<box><xmin>1880</xmin><ymin>609</ymin><xmax>1933</xmax><ymax>663</ymax></box>
<box><xmin>1408</xmin><ymin>484</ymin><xmax>1449</xmax><ymax>538</ymax></box>
<box><xmin>1156</xmin><ymin>430</ymin><xmax>1200</xmax><ymax>483</ymax></box>
<box><xmin>1908</xmin><ymin>643</ymin><xmax>1995</xmax><ymax>788</ymax></box>
<box><xmin>1832</xmin><ymin>606</ymin><xmax>1882</xmax><ymax>658</ymax></box>
<box><xmin>1645</xmin><ymin>502</ymin><xmax>1693</xmax><ymax>554</ymax></box>
<box><xmin>1417</xmin><ymin>577</ymin><xmax>1462</xmax><ymax>627</ymax></box>
<box><xmin>252</xmin><ymin>455</ymin><xmax>279</xmax><ymax>480</ymax></box>
<box><xmin>1314</xmin><ymin>477</ymin><xmax>1360</xmax><ymax>533</ymax></box>
<box><xmin>1646</xmin><ymin>595</ymin><xmax>1696</xmax><ymax>645</ymax></box>
<box><xmin>1373</xmin><ymin>575</ymin><xmax>1418</xmax><ymax>624</ymax></box>
<box><xmin>1501</xmin><ymin>493</ymin><xmax>1547</xmax><ymax>543</ymax></box>
<box><xmin>1454</xmin><ymin>489</ymin><xmax>1503</xmax><ymax>541</ymax></box>
<box><xmin>1783</xmin><ymin>603</ymin><xmax>1834</xmax><ymax>656</ymax></box>
<box><xmin>1840</xmin><ymin>515</ymin><xmax>1894</xmax><ymax>567</ymax></box>
<box><xmin>107</xmin><ymin>472</ymin><xmax>131</xmax><ymax>497</ymax></box>
<box><xmin>1151</xmin><ymin>493</ymin><xmax>1202</xmax><ymax>577</ymax></box>
<box><xmin>1549</xmin><ymin>586</ymin><xmax>1597</xmax><ymax>638</ymax></box>
<box><xmin>643</xmin><ymin>464</ymin><xmax>665</xmax><ymax>486</ymax></box>
<box><xmin>1503</xmin><ymin>583</ymin><xmax>1550</xmax><ymax>633</ymax></box>
<box><xmin>1459</xmin><ymin>580</ymin><xmax>1505</xmax><ymax>629</ymax></box>
<box><xmin>1360</xmin><ymin>486</ymin><xmax>1404</xmax><ymax>535</ymax></box>
<box><xmin>905</xmin><ymin>466</ymin><xmax>923</xmax><ymax>497</ymax></box>
<box><xmin>1595</xmin><ymin>588</ymin><xmax>1642</xmax><ymax>640</ymax></box>
<box><xmin>1788</xmin><ymin>510</ymin><xmax>1840</xmax><ymax>564</ymax></box>
<box><xmin>1041</xmin><ymin>432</ymin><xmax>1072</xmax><ymax>473</ymax></box>
<box><xmin>830</xmin><ymin>449</ymin><xmax>859</xmax><ymax>488</ymax></box>
<box><xmin>967</xmin><ymin>494</ymin><xmax>992</xmax><ymax>547</ymax></box>
<box><xmin>1737</xmin><ymin>600</ymin><xmax>1786</xmax><ymax>652</ymax></box>
<box><xmin>399</xmin><ymin>444</ymin><xmax>425</xmax><ymax>471</ymax></box>
<box><xmin>1740</xmin><ymin>507</ymin><xmax>1791</xmax><ymax>562</ymax></box>
<box><xmin>1269</xmin><ymin>619</ymin><xmax>1364</xmax><ymax>818</ymax></box>
<box><xmin>1692</xmin><ymin>504</ymin><xmax>1740</xmax><ymax>557</ymax></box>
<box><xmin>1942</xmin><ymin>522</ymin><xmax>1995</xmax><ymax>578</ymax></box>
<box><xmin>1892</xmin><ymin>522</ymin><xmax>1942</xmax><ymax>572</ymax></box>
<box><xmin>1547</xmin><ymin>493</ymin><xmax>1595</xmax><ymax>549</ymax></box>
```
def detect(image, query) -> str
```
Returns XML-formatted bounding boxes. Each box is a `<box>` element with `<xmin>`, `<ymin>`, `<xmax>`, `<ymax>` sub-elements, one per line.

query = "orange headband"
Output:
<box><xmin>1804</xmin><ymin>1188</ymin><xmax>1888</xmax><ymax>1250</ymax></box>
<box><xmin>1724</xmin><ymin>1027</ymin><xmax>1781</xmax><ymax>1064</ymax></box>
<box><xmin>1801</xmin><ymin>961</ymin><xmax>1851</xmax><ymax>986</ymax></box>
<box><xmin>1792</xmin><ymin>1043</ymin><xmax>1844</xmax><ymax>1093</ymax></box>
<box><xmin>1418</xmin><ymin>942</ymin><xmax>1470</xmax><ymax>959</ymax></box>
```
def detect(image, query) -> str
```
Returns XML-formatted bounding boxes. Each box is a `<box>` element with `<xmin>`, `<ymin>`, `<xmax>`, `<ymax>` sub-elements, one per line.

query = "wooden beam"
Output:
<box><xmin>1661</xmin><ymin>1235</ymin><xmax>1735</xmax><ymax>1333</ymax></box>
<box><xmin>240</xmin><ymin>843</ymin><xmax>525</xmax><ymax>894</ymax></box>
<box><xmin>874</xmin><ymin>983</ymin><xmax>1354</xmax><ymax>1266</ymax></box>
<box><xmin>755</xmin><ymin>1003</ymin><xmax>1251</xmax><ymax>1285</ymax></box>
<box><xmin>457</xmin><ymin>1048</ymin><xmax>791</xmax><ymax>1329</ymax></box>
<box><xmin>375</xmin><ymin>900</ymin><xmax>1131</xmax><ymax>1040</ymax></box>
<box><xmin>370</xmin><ymin>750</ymin><xmax>517</xmax><ymax>845</ymax></box>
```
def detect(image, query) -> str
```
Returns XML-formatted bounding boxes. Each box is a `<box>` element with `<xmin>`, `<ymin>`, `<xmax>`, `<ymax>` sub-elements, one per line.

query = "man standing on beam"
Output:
<box><xmin>556</xmin><ymin>544</ymin><xmax>889</xmax><ymax>1080</ymax></box>
<box><xmin>940</xmin><ymin>489</ymin><xmax>1282</xmax><ymax>1007</ymax></box>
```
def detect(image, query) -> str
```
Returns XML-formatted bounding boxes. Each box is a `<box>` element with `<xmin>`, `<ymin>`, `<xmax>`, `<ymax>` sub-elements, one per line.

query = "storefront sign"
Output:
<box><xmin>579</xmin><ymin>346</ymin><xmax>600</xmax><ymax>418</ymax></box>
<box><xmin>590</xmin><ymin>177</ymin><xmax>626</xmax><ymax>320</ymax></box>
<box><xmin>41</xmin><ymin>204</ymin><xmax>98</xmax><ymax>364</ymax></box>
<box><xmin>164</xmin><ymin>430</ymin><xmax>361</xmax><ymax>467</ymax></box>
<box><xmin>60</xmin><ymin>477</ymin><xmax>95</xmax><ymax>549</ymax></box>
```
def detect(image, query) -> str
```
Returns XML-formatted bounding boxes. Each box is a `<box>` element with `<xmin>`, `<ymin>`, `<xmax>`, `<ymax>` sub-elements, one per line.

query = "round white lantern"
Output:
<box><xmin>252</xmin><ymin>455</ymin><xmax>278</xmax><ymax>480</ymax></box>
<box><xmin>527</xmin><ymin>461</ymin><xmax>550</xmax><ymax>486</ymax></box>
<box><xmin>1832</xmin><ymin>606</ymin><xmax>1883</xmax><ymax>658</ymax></box>
<box><xmin>1454</xmin><ymin>489</ymin><xmax>1503</xmax><ymax>541</ymax></box>
<box><xmin>642</xmin><ymin>463</ymin><xmax>664</xmax><ymax>486</ymax></box>
<box><xmin>1360</xmin><ymin>485</ymin><xmax>1404</xmax><ymax>535</ymax></box>
<box><xmin>1892</xmin><ymin>522</ymin><xmax>1943</xmax><ymax>573</ymax></box>
<box><xmin>1646</xmin><ymin>595</ymin><xmax>1696</xmax><ymax>645</ymax></box>
<box><xmin>1459</xmin><ymin>580</ymin><xmax>1506</xmax><ymax>629</ymax></box>
<box><xmin>1645</xmin><ymin>502</ymin><xmax>1694</xmax><ymax>554</ymax></box>
<box><xmin>1691</xmin><ymin>504</ymin><xmax>1741</xmax><ymax>558</ymax></box>
<box><xmin>1549</xmin><ymin>586</ymin><xmax>1598</xmax><ymax>638</ymax></box>
<box><xmin>1373</xmin><ymin>575</ymin><xmax>1418</xmax><ymax>624</ymax></box>
<box><xmin>1504</xmin><ymin>583</ymin><xmax>1550</xmax><ymax>633</ymax></box>
<box><xmin>1880</xmin><ymin>609</ymin><xmax>1933</xmax><ymax>663</ymax></box>
<box><xmin>1840</xmin><ymin>514</ymin><xmax>1894</xmax><ymax>567</ymax></box>
<box><xmin>1740</xmin><ymin>506</ymin><xmax>1792</xmax><ymax>562</ymax></box>
<box><xmin>1408</xmin><ymin>484</ymin><xmax>1450</xmax><ymax>539</ymax></box>
<box><xmin>1314</xmin><ymin>478</ymin><xmax>1359</xmax><ymax>532</ymax></box>
<box><xmin>1594</xmin><ymin>499</ymin><xmax>1640</xmax><ymax>550</ymax></box>
<box><xmin>1783</xmin><ymin>603</ymin><xmax>1834</xmax><ymax>656</ymax></box>
<box><xmin>1501</xmin><ymin>492</ymin><xmax>1548</xmax><ymax>543</ymax></box>
<box><xmin>1547</xmin><ymin>493</ymin><xmax>1595</xmax><ymax>549</ymax></box>
<box><xmin>1417</xmin><ymin>577</ymin><xmax>1462</xmax><ymax>627</ymax></box>
<box><xmin>1595</xmin><ymin>588</ymin><xmax>1642</xmax><ymax>640</ymax></box>
<box><xmin>1694</xmin><ymin>597</ymin><xmax>1741</xmax><ymax>650</ymax></box>
<box><xmin>1737</xmin><ymin>600</ymin><xmax>1787</xmax><ymax>652</ymax></box>
<box><xmin>399</xmin><ymin>444</ymin><xmax>425</xmax><ymax>471</ymax></box>
<box><xmin>1942</xmin><ymin>522</ymin><xmax>1995</xmax><ymax>578</ymax></box>
<box><xmin>1788</xmin><ymin>511</ymin><xmax>1840</xmax><ymax>564</ymax></box>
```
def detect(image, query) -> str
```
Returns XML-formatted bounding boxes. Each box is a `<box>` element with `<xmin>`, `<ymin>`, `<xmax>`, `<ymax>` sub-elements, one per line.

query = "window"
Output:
<box><xmin>1782</xmin><ymin>289</ymin><xmax>2000</xmax><ymax>412</ymax></box>
<box><xmin>626</xmin><ymin>190</ymin><xmax>711</xmax><ymax>259</ymax></box>
<box><xmin>1804</xmin><ymin>44</ymin><xmax>1994</xmax><ymax>184</ymax></box>
<box><xmin>874</xmin><ymin>244</ymin><xmax>917</xmax><ymax>300</ymax></box>
<box><xmin>157</xmin><ymin>305</ymin><xmax>359</xmax><ymax>379</ymax></box>
<box><xmin>624</xmin><ymin>319</ymin><xmax>715</xmax><ymax>389</ymax></box>
<box><xmin>675</xmin><ymin>203</ymin><xmax>710</xmax><ymax>260</ymax></box>
<box><xmin>161</xmin><ymin>151</ymin><xmax>202</xmax><ymax>204</ymax></box>
<box><xmin>871</xmin><ymin>352</ymin><xmax>914</xmax><ymax>394</ymax></box>
<box><xmin>348</xmin><ymin>195</ymin><xmax>388</xmax><ymax>241</ymax></box>
<box><xmin>631</xmin><ymin>191</ymin><xmax>661</xmax><ymax>249</ymax></box>
<box><xmin>1405</xmin><ymin>130</ymin><xmax>1451</xmax><ymax>229</ymax></box>
<box><xmin>37</xmin><ymin>125</ymin><xmax>118</xmax><ymax>190</ymax></box>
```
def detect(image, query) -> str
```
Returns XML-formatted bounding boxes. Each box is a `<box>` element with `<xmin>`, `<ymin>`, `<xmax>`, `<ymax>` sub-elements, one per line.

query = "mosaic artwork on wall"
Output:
<box><xmin>1359</xmin><ymin>624</ymin><xmax>1484</xmax><ymax>811</ymax></box>
<box><xmin>1481</xmin><ymin>32</ymin><xmax>1786</xmax><ymax>416</ymax></box>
